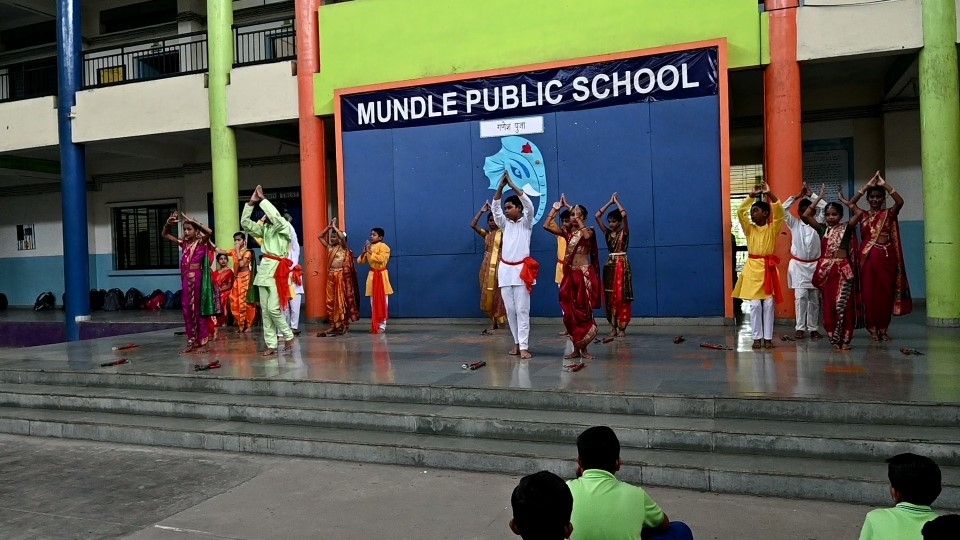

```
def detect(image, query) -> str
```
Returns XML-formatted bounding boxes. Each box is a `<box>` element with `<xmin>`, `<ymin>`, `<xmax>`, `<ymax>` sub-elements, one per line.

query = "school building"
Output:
<box><xmin>1</xmin><ymin>0</ymin><xmax>958</xmax><ymax>339</ymax></box>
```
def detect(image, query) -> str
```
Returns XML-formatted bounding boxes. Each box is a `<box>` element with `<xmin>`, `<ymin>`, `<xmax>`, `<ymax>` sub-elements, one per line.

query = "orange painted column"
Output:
<box><xmin>296</xmin><ymin>0</ymin><xmax>328</xmax><ymax>319</ymax></box>
<box><xmin>763</xmin><ymin>0</ymin><xmax>803</xmax><ymax>319</ymax></box>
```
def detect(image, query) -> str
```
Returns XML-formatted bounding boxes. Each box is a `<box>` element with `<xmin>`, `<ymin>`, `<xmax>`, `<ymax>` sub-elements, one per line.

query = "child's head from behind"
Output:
<box><xmin>922</xmin><ymin>515</ymin><xmax>960</xmax><ymax>540</ymax></box>
<box><xmin>887</xmin><ymin>453</ymin><xmax>941</xmax><ymax>506</ymax></box>
<box><xmin>576</xmin><ymin>425</ymin><xmax>621</xmax><ymax>475</ymax></box>
<box><xmin>509</xmin><ymin>471</ymin><xmax>573</xmax><ymax>540</ymax></box>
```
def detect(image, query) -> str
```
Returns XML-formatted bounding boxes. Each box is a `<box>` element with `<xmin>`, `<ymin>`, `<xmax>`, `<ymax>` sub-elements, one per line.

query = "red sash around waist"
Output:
<box><xmin>262</xmin><ymin>253</ymin><xmax>293</xmax><ymax>309</ymax></box>
<box><xmin>791</xmin><ymin>255</ymin><xmax>819</xmax><ymax>264</ymax></box>
<box><xmin>749</xmin><ymin>254</ymin><xmax>782</xmax><ymax>303</ymax></box>
<box><xmin>501</xmin><ymin>256</ymin><xmax>539</xmax><ymax>294</ymax></box>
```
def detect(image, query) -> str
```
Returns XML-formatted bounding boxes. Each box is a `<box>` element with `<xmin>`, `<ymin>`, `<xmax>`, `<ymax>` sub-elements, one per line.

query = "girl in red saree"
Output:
<box><xmin>471</xmin><ymin>202</ymin><xmax>507</xmax><ymax>334</ymax></box>
<box><xmin>595</xmin><ymin>192</ymin><xmax>633</xmax><ymax>340</ymax></box>
<box><xmin>849</xmin><ymin>172</ymin><xmax>911</xmax><ymax>341</ymax></box>
<box><xmin>556</xmin><ymin>202</ymin><xmax>601</xmax><ymax>363</ymax></box>
<box><xmin>802</xmin><ymin>186</ymin><xmax>865</xmax><ymax>350</ymax></box>
<box><xmin>212</xmin><ymin>254</ymin><xmax>235</xmax><ymax>329</ymax></box>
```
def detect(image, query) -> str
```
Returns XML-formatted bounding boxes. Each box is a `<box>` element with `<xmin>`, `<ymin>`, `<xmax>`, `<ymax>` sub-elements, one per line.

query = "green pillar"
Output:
<box><xmin>207</xmin><ymin>0</ymin><xmax>239</xmax><ymax>247</ymax></box>
<box><xmin>919</xmin><ymin>0</ymin><xmax>960</xmax><ymax>327</ymax></box>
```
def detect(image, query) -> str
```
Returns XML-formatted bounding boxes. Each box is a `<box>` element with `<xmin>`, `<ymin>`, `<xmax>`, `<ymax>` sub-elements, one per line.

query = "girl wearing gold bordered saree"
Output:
<box><xmin>472</xmin><ymin>202</ymin><xmax>507</xmax><ymax>334</ymax></box>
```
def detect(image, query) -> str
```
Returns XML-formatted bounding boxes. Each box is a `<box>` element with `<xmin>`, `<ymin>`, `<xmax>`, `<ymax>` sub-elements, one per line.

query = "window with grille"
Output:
<box><xmin>730</xmin><ymin>164</ymin><xmax>764</xmax><ymax>277</ymax></box>
<box><xmin>112</xmin><ymin>204</ymin><xmax>180</xmax><ymax>270</ymax></box>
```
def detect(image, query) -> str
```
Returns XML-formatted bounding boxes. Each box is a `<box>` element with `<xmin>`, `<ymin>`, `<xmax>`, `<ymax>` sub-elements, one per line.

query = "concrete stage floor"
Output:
<box><xmin>0</xmin><ymin>310</ymin><xmax>957</xmax><ymax>403</ymax></box>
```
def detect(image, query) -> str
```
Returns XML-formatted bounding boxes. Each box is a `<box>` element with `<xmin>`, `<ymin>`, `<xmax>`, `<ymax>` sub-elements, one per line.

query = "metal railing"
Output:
<box><xmin>234</xmin><ymin>18</ymin><xmax>296</xmax><ymax>67</ymax></box>
<box><xmin>0</xmin><ymin>64</ymin><xmax>58</xmax><ymax>103</ymax></box>
<box><xmin>82</xmin><ymin>30</ymin><xmax>209</xmax><ymax>89</ymax></box>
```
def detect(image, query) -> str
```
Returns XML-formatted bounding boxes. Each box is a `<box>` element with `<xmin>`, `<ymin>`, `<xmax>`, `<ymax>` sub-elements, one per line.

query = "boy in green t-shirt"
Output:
<box><xmin>566</xmin><ymin>426</ymin><xmax>692</xmax><ymax>540</ymax></box>
<box><xmin>859</xmin><ymin>453</ymin><xmax>941</xmax><ymax>540</ymax></box>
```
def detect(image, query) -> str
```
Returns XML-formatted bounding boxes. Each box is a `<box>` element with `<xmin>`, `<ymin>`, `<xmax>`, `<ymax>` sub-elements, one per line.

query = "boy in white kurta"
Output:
<box><xmin>783</xmin><ymin>184</ymin><xmax>826</xmax><ymax>339</ymax></box>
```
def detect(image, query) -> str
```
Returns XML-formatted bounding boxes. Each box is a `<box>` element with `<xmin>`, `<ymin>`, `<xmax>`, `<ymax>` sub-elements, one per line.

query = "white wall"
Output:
<box><xmin>883</xmin><ymin>110</ymin><xmax>923</xmax><ymax>221</ymax></box>
<box><xmin>0</xmin><ymin>97</ymin><xmax>59</xmax><ymax>152</ymax></box>
<box><xmin>798</xmin><ymin>0</ymin><xmax>923</xmax><ymax>61</ymax></box>
<box><xmin>0</xmin><ymin>192</ymin><xmax>70</xmax><ymax>258</ymax></box>
<box><xmin>73</xmin><ymin>74</ymin><xmax>210</xmax><ymax>143</ymax></box>
<box><xmin>228</xmin><ymin>61</ymin><xmax>299</xmax><ymax>126</ymax></box>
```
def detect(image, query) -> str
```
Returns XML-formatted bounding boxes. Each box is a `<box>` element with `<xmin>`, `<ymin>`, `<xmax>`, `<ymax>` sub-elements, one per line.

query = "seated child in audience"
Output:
<box><xmin>859</xmin><ymin>453</ymin><xmax>942</xmax><ymax>540</ymax></box>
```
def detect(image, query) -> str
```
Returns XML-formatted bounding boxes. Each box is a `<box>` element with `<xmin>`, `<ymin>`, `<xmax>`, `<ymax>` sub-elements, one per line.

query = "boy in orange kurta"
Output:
<box><xmin>732</xmin><ymin>182</ymin><xmax>784</xmax><ymax>349</ymax></box>
<box><xmin>358</xmin><ymin>227</ymin><xmax>393</xmax><ymax>334</ymax></box>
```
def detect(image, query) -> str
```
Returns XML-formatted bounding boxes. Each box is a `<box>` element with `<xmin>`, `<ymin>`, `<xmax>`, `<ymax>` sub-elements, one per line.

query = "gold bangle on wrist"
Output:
<box><xmin>889</xmin><ymin>189</ymin><xmax>897</xmax><ymax>195</ymax></box>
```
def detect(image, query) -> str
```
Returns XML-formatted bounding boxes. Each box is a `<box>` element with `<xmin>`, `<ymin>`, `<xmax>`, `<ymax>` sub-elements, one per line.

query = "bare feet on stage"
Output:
<box><xmin>283</xmin><ymin>340</ymin><xmax>293</xmax><ymax>351</ymax></box>
<box><xmin>260</xmin><ymin>348</ymin><xmax>277</xmax><ymax>357</ymax></box>
<box><xmin>243</xmin><ymin>328</ymin><xmax>253</xmax><ymax>334</ymax></box>
<box><xmin>617</xmin><ymin>330</ymin><xmax>625</xmax><ymax>338</ymax></box>
<box><xmin>519</xmin><ymin>350</ymin><xmax>532</xmax><ymax>359</ymax></box>
<box><xmin>763</xmin><ymin>340</ymin><xmax>775</xmax><ymax>349</ymax></box>
<box><xmin>481</xmin><ymin>327</ymin><xmax>495</xmax><ymax>335</ymax></box>
<box><xmin>752</xmin><ymin>340</ymin><xmax>761</xmax><ymax>350</ymax></box>
<box><xmin>869</xmin><ymin>329</ymin><xmax>879</xmax><ymax>342</ymax></box>
<box><xmin>558</xmin><ymin>330</ymin><xmax>568</xmax><ymax>336</ymax></box>
<box><xmin>879</xmin><ymin>330</ymin><xmax>891</xmax><ymax>341</ymax></box>
<box><xmin>580</xmin><ymin>349</ymin><xmax>594</xmax><ymax>360</ymax></box>
<box><xmin>508</xmin><ymin>346</ymin><xmax>520</xmax><ymax>356</ymax></box>
<box><xmin>810</xmin><ymin>331</ymin><xmax>824</xmax><ymax>339</ymax></box>
<box><xmin>180</xmin><ymin>344</ymin><xmax>196</xmax><ymax>354</ymax></box>
<box><xmin>795</xmin><ymin>330</ymin><xmax>805</xmax><ymax>339</ymax></box>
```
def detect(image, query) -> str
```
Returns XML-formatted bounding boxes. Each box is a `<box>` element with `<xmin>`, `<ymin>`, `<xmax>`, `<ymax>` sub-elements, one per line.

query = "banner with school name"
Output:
<box><xmin>340</xmin><ymin>46</ymin><xmax>718</xmax><ymax>132</ymax></box>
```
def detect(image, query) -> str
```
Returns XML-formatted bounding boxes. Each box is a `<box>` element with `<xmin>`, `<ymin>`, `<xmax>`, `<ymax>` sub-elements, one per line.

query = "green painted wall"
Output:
<box><xmin>314</xmin><ymin>0</ymin><xmax>769</xmax><ymax>115</ymax></box>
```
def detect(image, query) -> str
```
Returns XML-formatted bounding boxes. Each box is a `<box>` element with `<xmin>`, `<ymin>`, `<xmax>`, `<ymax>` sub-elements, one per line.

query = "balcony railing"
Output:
<box><xmin>0</xmin><ymin>64</ymin><xmax>58</xmax><ymax>103</ymax></box>
<box><xmin>82</xmin><ymin>30</ymin><xmax>209</xmax><ymax>89</ymax></box>
<box><xmin>2</xmin><ymin>19</ymin><xmax>296</xmax><ymax>96</ymax></box>
<box><xmin>234</xmin><ymin>18</ymin><xmax>296</xmax><ymax>67</ymax></box>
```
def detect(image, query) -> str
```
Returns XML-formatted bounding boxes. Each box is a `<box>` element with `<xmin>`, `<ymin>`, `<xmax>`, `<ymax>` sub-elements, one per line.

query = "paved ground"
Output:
<box><xmin>0</xmin><ymin>434</ymin><xmax>876</xmax><ymax>540</ymax></box>
<box><xmin>1</xmin><ymin>310</ymin><xmax>958</xmax><ymax>403</ymax></box>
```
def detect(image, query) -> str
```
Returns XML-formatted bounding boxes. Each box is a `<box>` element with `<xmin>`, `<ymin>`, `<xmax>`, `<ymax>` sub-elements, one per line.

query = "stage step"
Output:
<box><xmin>1</xmin><ymin>369</ymin><xmax>958</xmax><ymax>426</ymax></box>
<box><xmin>0</xmin><ymin>406</ymin><xmax>957</xmax><ymax>509</ymax></box>
<box><xmin>0</xmin><ymin>369</ymin><xmax>958</xmax><ymax>508</ymax></box>
<box><xmin>0</xmin><ymin>382</ymin><xmax>958</xmax><ymax>466</ymax></box>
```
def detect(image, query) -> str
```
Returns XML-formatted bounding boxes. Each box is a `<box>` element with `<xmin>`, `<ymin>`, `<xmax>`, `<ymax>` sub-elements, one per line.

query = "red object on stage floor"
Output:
<box><xmin>100</xmin><ymin>358</ymin><xmax>129</xmax><ymax>367</ymax></box>
<box><xmin>699</xmin><ymin>342</ymin><xmax>732</xmax><ymax>350</ymax></box>
<box><xmin>111</xmin><ymin>343</ymin><xmax>139</xmax><ymax>351</ymax></box>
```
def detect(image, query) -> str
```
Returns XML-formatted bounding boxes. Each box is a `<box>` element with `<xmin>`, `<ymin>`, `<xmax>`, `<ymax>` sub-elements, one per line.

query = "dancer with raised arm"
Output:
<box><xmin>849</xmin><ymin>172</ymin><xmax>911</xmax><ymax>341</ymax></box>
<box><xmin>471</xmin><ymin>201</ymin><xmax>507</xmax><ymax>334</ymax></box>
<box><xmin>596</xmin><ymin>193</ymin><xmax>634</xmax><ymax>341</ymax></box>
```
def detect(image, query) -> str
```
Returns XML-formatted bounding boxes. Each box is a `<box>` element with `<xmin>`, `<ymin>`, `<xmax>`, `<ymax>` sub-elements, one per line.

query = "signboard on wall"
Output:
<box><xmin>340</xmin><ymin>47</ymin><xmax>719</xmax><ymax>132</ymax></box>
<box><xmin>206</xmin><ymin>186</ymin><xmax>303</xmax><ymax>246</ymax></box>
<box><xmin>802</xmin><ymin>138</ymin><xmax>855</xmax><ymax>203</ymax></box>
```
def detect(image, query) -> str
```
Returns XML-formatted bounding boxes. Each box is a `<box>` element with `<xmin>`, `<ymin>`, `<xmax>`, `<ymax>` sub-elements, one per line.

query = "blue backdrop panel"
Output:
<box><xmin>470</xmin><ymin>117</ymin><xmax>560</xmax><ymax>257</ymax></box>
<box><xmin>394</xmin><ymin>255</ymin><xmax>480</xmax><ymax>317</ymax></box>
<box><xmin>343</xmin><ymin>130</ymin><xmax>397</xmax><ymax>240</ymax></box>
<box><xmin>649</xmin><ymin>96</ymin><xmax>722</xmax><ymax>247</ymax></box>
<box><xmin>394</xmin><ymin>122</ymin><xmax>475</xmax><ymax>257</ymax></box>
<box><xmin>555</xmin><ymin>104</ymin><xmax>655</xmax><ymax>248</ymax></box>
<box><xmin>621</xmin><ymin>247</ymin><xmax>658</xmax><ymax>317</ymax></box>
<box><xmin>654</xmin><ymin>245</ymin><xmax>724</xmax><ymax>317</ymax></box>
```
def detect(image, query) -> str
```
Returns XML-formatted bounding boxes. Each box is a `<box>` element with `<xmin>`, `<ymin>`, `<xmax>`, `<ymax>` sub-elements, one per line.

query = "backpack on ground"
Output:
<box><xmin>123</xmin><ymin>288</ymin><xmax>144</xmax><ymax>310</ymax></box>
<box><xmin>33</xmin><ymin>292</ymin><xmax>55</xmax><ymax>311</ymax></box>
<box><xmin>61</xmin><ymin>293</ymin><xmax>66</xmax><ymax>311</ymax></box>
<box><xmin>104</xmin><ymin>288</ymin><xmax>124</xmax><ymax>311</ymax></box>
<box><xmin>163</xmin><ymin>290</ymin><xmax>174</xmax><ymax>309</ymax></box>
<box><xmin>170</xmin><ymin>290</ymin><xmax>182</xmax><ymax>310</ymax></box>
<box><xmin>0</xmin><ymin>293</ymin><xmax>7</xmax><ymax>310</ymax></box>
<box><xmin>90</xmin><ymin>289</ymin><xmax>106</xmax><ymax>311</ymax></box>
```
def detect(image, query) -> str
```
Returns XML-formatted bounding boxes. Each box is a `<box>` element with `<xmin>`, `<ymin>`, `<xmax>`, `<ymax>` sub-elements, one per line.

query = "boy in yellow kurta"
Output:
<box><xmin>732</xmin><ymin>182</ymin><xmax>784</xmax><ymax>349</ymax></box>
<box><xmin>358</xmin><ymin>227</ymin><xmax>393</xmax><ymax>334</ymax></box>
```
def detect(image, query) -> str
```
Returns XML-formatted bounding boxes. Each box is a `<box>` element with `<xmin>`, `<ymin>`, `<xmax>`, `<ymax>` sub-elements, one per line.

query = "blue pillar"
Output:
<box><xmin>57</xmin><ymin>0</ymin><xmax>90</xmax><ymax>341</ymax></box>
